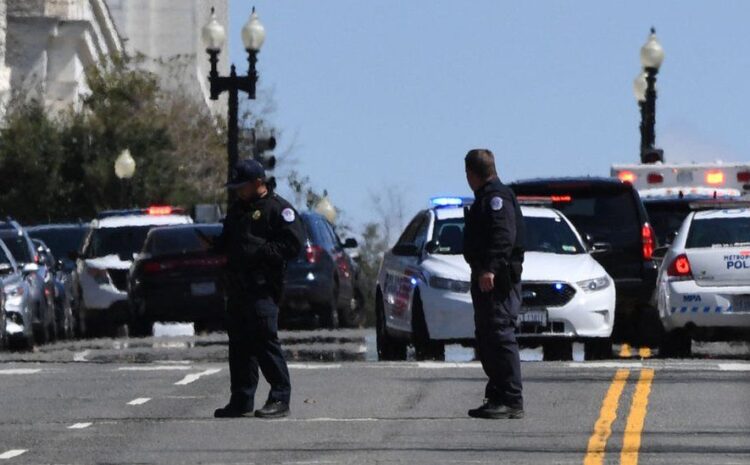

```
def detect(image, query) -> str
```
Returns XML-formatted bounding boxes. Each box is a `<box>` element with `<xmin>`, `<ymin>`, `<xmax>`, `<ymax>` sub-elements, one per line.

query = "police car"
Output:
<box><xmin>375</xmin><ymin>197</ymin><xmax>616</xmax><ymax>361</ymax></box>
<box><xmin>656</xmin><ymin>204</ymin><xmax>750</xmax><ymax>357</ymax></box>
<box><xmin>71</xmin><ymin>207</ymin><xmax>192</xmax><ymax>336</ymax></box>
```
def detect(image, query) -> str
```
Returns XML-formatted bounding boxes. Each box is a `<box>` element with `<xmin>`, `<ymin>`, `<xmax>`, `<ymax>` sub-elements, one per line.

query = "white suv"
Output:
<box><xmin>72</xmin><ymin>207</ymin><xmax>192</xmax><ymax>336</ymax></box>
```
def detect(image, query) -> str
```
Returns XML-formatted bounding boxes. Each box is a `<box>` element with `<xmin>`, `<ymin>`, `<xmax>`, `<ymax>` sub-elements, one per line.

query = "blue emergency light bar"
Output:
<box><xmin>430</xmin><ymin>197</ymin><xmax>473</xmax><ymax>208</ymax></box>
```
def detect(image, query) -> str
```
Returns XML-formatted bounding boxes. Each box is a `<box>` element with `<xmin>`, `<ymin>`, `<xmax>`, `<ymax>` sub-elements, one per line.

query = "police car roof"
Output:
<box><xmin>640</xmin><ymin>187</ymin><xmax>741</xmax><ymax>200</ymax></box>
<box><xmin>693</xmin><ymin>208</ymin><xmax>750</xmax><ymax>220</ymax></box>
<box><xmin>511</xmin><ymin>176</ymin><xmax>624</xmax><ymax>187</ymax></box>
<box><xmin>432</xmin><ymin>204</ymin><xmax>560</xmax><ymax>220</ymax></box>
<box><xmin>94</xmin><ymin>214</ymin><xmax>192</xmax><ymax>229</ymax></box>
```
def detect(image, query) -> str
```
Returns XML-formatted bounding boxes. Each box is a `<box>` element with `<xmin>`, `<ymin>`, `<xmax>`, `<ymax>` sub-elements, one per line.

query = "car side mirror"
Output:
<box><xmin>22</xmin><ymin>263</ymin><xmax>39</xmax><ymax>274</ymax></box>
<box><xmin>424</xmin><ymin>240</ymin><xmax>440</xmax><ymax>254</ymax></box>
<box><xmin>590</xmin><ymin>242</ymin><xmax>613</xmax><ymax>255</ymax></box>
<box><xmin>343</xmin><ymin>238</ymin><xmax>358</xmax><ymax>249</ymax></box>
<box><xmin>392</xmin><ymin>244</ymin><xmax>420</xmax><ymax>257</ymax></box>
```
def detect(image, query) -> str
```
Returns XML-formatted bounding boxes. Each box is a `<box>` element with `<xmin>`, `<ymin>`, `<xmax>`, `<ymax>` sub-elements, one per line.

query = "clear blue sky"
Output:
<box><xmin>225</xmin><ymin>1</ymin><xmax>750</xmax><ymax>233</ymax></box>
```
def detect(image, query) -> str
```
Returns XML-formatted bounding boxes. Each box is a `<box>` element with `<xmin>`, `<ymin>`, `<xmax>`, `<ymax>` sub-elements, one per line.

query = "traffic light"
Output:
<box><xmin>251</xmin><ymin>125</ymin><xmax>277</xmax><ymax>170</ymax></box>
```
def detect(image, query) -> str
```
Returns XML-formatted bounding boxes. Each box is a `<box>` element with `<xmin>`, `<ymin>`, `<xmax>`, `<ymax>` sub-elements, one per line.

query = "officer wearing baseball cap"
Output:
<box><xmin>212</xmin><ymin>158</ymin><xmax>305</xmax><ymax>418</ymax></box>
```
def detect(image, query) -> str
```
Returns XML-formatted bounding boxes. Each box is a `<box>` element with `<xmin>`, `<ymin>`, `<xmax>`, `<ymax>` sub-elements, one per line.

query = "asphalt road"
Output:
<box><xmin>0</xmin><ymin>330</ymin><xmax>748</xmax><ymax>464</ymax></box>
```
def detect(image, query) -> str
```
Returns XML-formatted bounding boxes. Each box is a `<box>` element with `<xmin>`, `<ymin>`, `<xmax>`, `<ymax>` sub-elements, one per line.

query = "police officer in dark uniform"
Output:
<box><xmin>212</xmin><ymin>159</ymin><xmax>305</xmax><ymax>419</ymax></box>
<box><xmin>462</xmin><ymin>149</ymin><xmax>525</xmax><ymax>419</ymax></box>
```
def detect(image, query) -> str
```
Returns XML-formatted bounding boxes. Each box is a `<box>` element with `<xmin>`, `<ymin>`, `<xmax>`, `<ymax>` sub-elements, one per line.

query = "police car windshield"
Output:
<box><xmin>85</xmin><ymin>226</ymin><xmax>153</xmax><ymax>259</ymax></box>
<box><xmin>644</xmin><ymin>202</ymin><xmax>693</xmax><ymax>245</ymax></box>
<box><xmin>431</xmin><ymin>217</ymin><xmax>584</xmax><ymax>255</ymax></box>
<box><xmin>686</xmin><ymin>217</ymin><xmax>750</xmax><ymax>248</ymax></box>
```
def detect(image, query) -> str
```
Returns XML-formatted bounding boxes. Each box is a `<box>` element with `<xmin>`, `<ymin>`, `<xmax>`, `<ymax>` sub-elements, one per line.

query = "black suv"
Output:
<box><xmin>280</xmin><ymin>212</ymin><xmax>365</xmax><ymax>329</ymax></box>
<box><xmin>510</xmin><ymin>178</ymin><xmax>660</xmax><ymax>344</ymax></box>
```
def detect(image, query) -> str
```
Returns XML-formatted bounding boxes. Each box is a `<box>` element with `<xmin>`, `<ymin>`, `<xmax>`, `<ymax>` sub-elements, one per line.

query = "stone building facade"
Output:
<box><xmin>0</xmin><ymin>0</ymin><xmax>227</xmax><ymax>119</ymax></box>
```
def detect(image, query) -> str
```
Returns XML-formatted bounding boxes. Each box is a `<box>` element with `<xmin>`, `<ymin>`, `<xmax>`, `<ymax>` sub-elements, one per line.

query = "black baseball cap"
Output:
<box><xmin>225</xmin><ymin>158</ymin><xmax>266</xmax><ymax>189</ymax></box>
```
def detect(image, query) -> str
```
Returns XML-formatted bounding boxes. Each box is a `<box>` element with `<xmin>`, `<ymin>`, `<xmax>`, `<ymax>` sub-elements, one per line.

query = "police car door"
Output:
<box><xmin>383</xmin><ymin>212</ymin><xmax>429</xmax><ymax>330</ymax></box>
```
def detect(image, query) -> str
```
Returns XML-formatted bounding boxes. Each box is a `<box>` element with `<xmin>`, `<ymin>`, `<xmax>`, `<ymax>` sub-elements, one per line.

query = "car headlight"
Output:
<box><xmin>86</xmin><ymin>267</ymin><xmax>110</xmax><ymax>285</ymax></box>
<box><xmin>577</xmin><ymin>276</ymin><xmax>611</xmax><ymax>293</ymax></box>
<box><xmin>429</xmin><ymin>276</ymin><xmax>471</xmax><ymax>293</ymax></box>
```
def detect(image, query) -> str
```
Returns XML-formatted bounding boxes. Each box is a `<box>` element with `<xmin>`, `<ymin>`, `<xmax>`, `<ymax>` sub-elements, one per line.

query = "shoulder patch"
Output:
<box><xmin>490</xmin><ymin>196</ymin><xmax>503</xmax><ymax>211</ymax></box>
<box><xmin>281</xmin><ymin>208</ymin><xmax>296</xmax><ymax>223</ymax></box>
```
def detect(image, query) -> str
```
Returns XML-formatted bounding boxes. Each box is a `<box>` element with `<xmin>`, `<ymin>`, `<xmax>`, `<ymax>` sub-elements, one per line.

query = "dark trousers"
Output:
<box><xmin>226</xmin><ymin>291</ymin><xmax>291</xmax><ymax>410</ymax></box>
<box><xmin>471</xmin><ymin>280</ymin><xmax>523</xmax><ymax>409</ymax></box>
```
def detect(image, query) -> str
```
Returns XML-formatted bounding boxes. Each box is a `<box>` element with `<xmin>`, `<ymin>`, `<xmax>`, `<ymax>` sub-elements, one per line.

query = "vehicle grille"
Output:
<box><xmin>108</xmin><ymin>269</ymin><xmax>129</xmax><ymax>291</ymax></box>
<box><xmin>521</xmin><ymin>283</ymin><xmax>575</xmax><ymax>308</ymax></box>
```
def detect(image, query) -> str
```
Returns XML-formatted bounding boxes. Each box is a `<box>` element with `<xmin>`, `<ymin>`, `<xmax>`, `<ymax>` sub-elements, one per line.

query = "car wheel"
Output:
<box><xmin>339</xmin><ymin>289</ymin><xmax>366</xmax><ymax>328</ymax></box>
<box><xmin>376</xmin><ymin>290</ymin><xmax>407</xmax><ymax>361</ymax></box>
<box><xmin>412</xmin><ymin>295</ymin><xmax>445</xmax><ymax>361</ymax></box>
<box><xmin>8</xmin><ymin>335</ymin><xmax>33</xmax><ymax>352</ymax></box>
<box><xmin>584</xmin><ymin>337</ymin><xmax>613</xmax><ymax>360</ymax></box>
<box><xmin>543</xmin><ymin>340</ymin><xmax>573</xmax><ymax>361</ymax></box>
<box><xmin>659</xmin><ymin>328</ymin><xmax>692</xmax><ymax>358</ymax></box>
<box><xmin>318</xmin><ymin>285</ymin><xmax>340</xmax><ymax>329</ymax></box>
<box><xmin>128</xmin><ymin>318</ymin><xmax>153</xmax><ymax>338</ymax></box>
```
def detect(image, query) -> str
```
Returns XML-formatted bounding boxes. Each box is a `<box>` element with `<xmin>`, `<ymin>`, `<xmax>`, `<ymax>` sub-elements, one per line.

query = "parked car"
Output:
<box><xmin>128</xmin><ymin>224</ymin><xmax>226</xmax><ymax>336</ymax></box>
<box><xmin>0</xmin><ymin>220</ymin><xmax>56</xmax><ymax>344</ymax></box>
<box><xmin>375</xmin><ymin>197</ymin><xmax>615</xmax><ymax>361</ymax></box>
<box><xmin>280</xmin><ymin>212</ymin><xmax>365</xmax><ymax>329</ymax></box>
<box><xmin>70</xmin><ymin>207</ymin><xmax>193</xmax><ymax>337</ymax></box>
<box><xmin>0</xmin><ymin>240</ymin><xmax>33</xmax><ymax>349</ymax></box>
<box><xmin>510</xmin><ymin>178</ymin><xmax>660</xmax><ymax>346</ymax></box>
<box><xmin>32</xmin><ymin>240</ymin><xmax>75</xmax><ymax>339</ymax></box>
<box><xmin>656</xmin><ymin>204</ymin><xmax>750</xmax><ymax>357</ymax></box>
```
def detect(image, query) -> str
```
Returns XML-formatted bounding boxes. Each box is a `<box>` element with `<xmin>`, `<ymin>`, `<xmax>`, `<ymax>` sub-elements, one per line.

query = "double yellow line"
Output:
<box><xmin>583</xmin><ymin>368</ymin><xmax>655</xmax><ymax>465</ymax></box>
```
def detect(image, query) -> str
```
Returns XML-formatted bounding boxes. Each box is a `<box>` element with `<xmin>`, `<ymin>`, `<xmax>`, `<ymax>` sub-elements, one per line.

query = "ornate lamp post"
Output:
<box><xmin>634</xmin><ymin>28</ymin><xmax>665</xmax><ymax>164</ymax></box>
<box><xmin>114</xmin><ymin>149</ymin><xmax>136</xmax><ymax>207</ymax></box>
<box><xmin>202</xmin><ymin>7</ymin><xmax>266</xmax><ymax>195</ymax></box>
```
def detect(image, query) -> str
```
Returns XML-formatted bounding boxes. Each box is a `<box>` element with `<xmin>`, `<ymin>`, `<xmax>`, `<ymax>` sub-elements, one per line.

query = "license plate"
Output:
<box><xmin>191</xmin><ymin>282</ymin><xmax>216</xmax><ymax>296</ymax></box>
<box><xmin>519</xmin><ymin>308</ymin><xmax>548</xmax><ymax>326</ymax></box>
<box><xmin>732</xmin><ymin>295</ymin><xmax>750</xmax><ymax>313</ymax></box>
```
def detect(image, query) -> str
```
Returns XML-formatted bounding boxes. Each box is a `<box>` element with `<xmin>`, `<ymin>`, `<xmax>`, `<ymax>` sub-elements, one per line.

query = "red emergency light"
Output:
<box><xmin>737</xmin><ymin>171</ymin><xmax>750</xmax><ymax>183</ymax></box>
<box><xmin>647</xmin><ymin>173</ymin><xmax>664</xmax><ymax>184</ymax></box>
<box><xmin>147</xmin><ymin>206</ymin><xmax>175</xmax><ymax>215</ymax></box>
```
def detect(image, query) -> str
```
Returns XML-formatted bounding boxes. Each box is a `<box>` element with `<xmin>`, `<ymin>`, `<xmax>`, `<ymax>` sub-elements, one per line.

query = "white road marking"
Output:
<box><xmin>288</xmin><ymin>363</ymin><xmax>342</xmax><ymax>370</ymax></box>
<box><xmin>718</xmin><ymin>363</ymin><xmax>750</xmax><ymax>371</ymax></box>
<box><xmin>0</xmin><ymin>369</ymin><xmax>41</xmax><ymax>375</ymax></box>
<box><xmin>116</xmin><ymin>366</ymin><xmax>191</xmax><ymax>371</ymax></box>
<box><xmin>0</xmin><ymin>450</ymin><xmax>27</xmax><ymax>459</ymax></box>
<box><xmin>174</xmin><ymin>368</ymin><xmax>221</xmax><ymax>385</ymax></box>
<box><xmin>67</xmin><ymin>422</ymin><xmax>92</xmax><ymax>430</ymax></box>
<box><xmin>127</xmin><ymin>397</ymin><xmax>151</xmax><ymax>406</ymax></box>
<box><xmin>73</xmin><ymin>350</ymin><xmax>90</xmax><ymax>362</ymax></box>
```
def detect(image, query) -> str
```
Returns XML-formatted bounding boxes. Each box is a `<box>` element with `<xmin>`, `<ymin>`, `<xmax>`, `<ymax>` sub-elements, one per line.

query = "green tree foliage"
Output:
<box><xmin>0</xmin><ymin>56</ymin><xmax>226</xmax><ymax>224</ymax></box>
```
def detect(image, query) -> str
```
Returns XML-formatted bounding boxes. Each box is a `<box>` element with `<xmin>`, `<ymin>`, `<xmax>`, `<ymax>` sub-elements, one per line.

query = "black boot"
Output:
<box><xmin>255</xmin><ymin>400</ymin><xmax>290</xmax><ymax>419</ymax></box>
<box><xmin>214</xmin><ymin>403</ymin><xmax>253</xmax><ymax>418</ymax></box>
<box><xmin>468</xmin><ymin>400</ymin><xmax>524</xmax><ymax>419</ymax></box>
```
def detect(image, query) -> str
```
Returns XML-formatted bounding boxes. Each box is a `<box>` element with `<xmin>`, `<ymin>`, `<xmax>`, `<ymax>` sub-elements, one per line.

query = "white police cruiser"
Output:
<box><xmin>656</xmin><ymin>204</ymin><xmax>750</xmax><ymax>356</ymax></box>
<box><xmin>71</xmin><ymin>206</ymin><xmax>192</xmax><ymax>336</ymax></box>
<box><xmin>375</xmin><ymin>197</ymin><xmax>616</xmax><ymax>361</ymax></box>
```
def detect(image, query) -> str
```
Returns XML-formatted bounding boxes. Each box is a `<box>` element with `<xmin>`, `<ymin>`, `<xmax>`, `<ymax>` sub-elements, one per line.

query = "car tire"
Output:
<box><xmin>659</xmin><ymin>328</ymin><xmax>691</xmax><ymax>358</ymax></box>
<box><xmin>412</xmin><ymin>295</ymin><xmax>445</xmax><ymax>361</ymax></box>
<box><xmin>543</xmin><ymin>340</ymin><xmax>573</xmax><ymax>361</ymax></box>
<box><xmin>339</xmin><ymin>289</ymin><xmax>366</xmax><ymax>328</ymax></box>
<box><xmin>318</xmin><ymin>285</ymin><xmax>340</xmax><ymax>329</ymax></box>
<box><xmin>376</xmin><ymin>290</ymin><xmax>407</xmax><ymax>361</ymax></box>
<box><xmin>584</xmin><ymin>337</ymin><xmax>613</xmax><ymax>361</ymax></box>
<box><xmin>8</xmin><ymin>335</ymin><xmax>33</xmax><ymax>352</ymax></box>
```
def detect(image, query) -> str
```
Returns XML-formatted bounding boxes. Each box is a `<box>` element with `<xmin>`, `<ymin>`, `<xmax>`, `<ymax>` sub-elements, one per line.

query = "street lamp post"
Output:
<box><xmin>114</xmin><ymin>149</ymin><xmax>136</xmax><ymax>208</ymax></box>
<box><xmin>634</xmin><ymin>28</ymin><xmax>665</xmax><ymax>164</ymax></box>
<box><xmin>202</xmin><ymin>7</ymin><xmax>266</xmax><ymax>200</ymax></box>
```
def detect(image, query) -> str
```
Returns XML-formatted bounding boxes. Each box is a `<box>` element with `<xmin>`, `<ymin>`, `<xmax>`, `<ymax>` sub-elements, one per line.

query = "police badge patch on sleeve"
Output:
<box><xmin>490</xmin><ymin>196</ymin><xmax>503</xmax><ymax>211</ymax></box>
<box><xmin>282</xmin><ymin>208</ymin><xmax>296</xmax><ymax>223</ymax></box>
